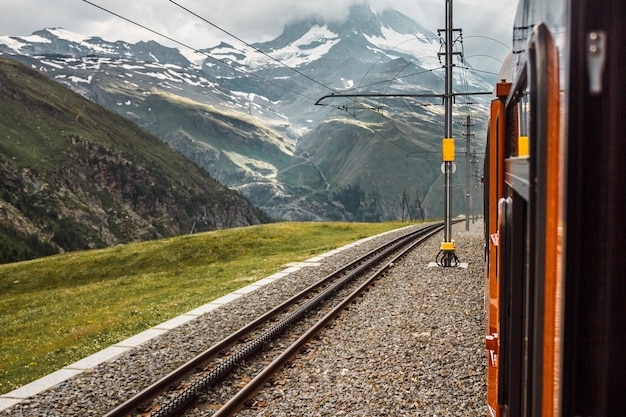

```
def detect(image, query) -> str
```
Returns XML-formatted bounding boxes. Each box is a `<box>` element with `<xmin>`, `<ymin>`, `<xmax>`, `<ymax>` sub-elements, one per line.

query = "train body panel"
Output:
<box><xmin>484</xmin><ymin>0</ymin><xmax>626</xmax><ymax>416</ymax></box>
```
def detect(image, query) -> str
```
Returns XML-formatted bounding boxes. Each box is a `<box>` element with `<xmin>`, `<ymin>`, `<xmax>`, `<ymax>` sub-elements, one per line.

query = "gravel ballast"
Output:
<box><xmin>1</xmin><ymin>221</ymin><xmax>486</xmax><ymax>416</ymax></box>
<box><xmin>234</xmin><ymin>220</ymin><xmax>486</xmax><ymax>417</ymax></box>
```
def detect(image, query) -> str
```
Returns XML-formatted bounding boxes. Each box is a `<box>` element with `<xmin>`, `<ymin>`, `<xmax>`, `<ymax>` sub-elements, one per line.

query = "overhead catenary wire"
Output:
<box><xmin>84</xmin><ymin>0</ymin><xmax>494</xmax><ymax>164</ymax></box>
<box><xmin>343</xmin><ymin>66</ymin><xmax>442</xmax><ymax>96</ymax></box>
<box><xmin>330</xmin><ymin>24</ymin><xmax>492</xmax><ymax>155</ymax></box>
<box><xmin>379</xmin><ymin>62</ymin><xmax>443</xmax><ymax>115</ymax></box>
<box><xmin>464</xmin><ymin>54</ymin><xmax>504</xmax><ymax>64</ymax></box>
<box><xmin>176</xmin><ymin>0</ymin><xmax>451</xmax><ymax>129</ymax></box>
<box><xmin>461</xmin><ymin>34</ymin><xmax>510</xmax><ymax>76</ymax></box>
<box><xmin>82</xmin><ymin>0</ymin><xmax>319</xmax><ymax>102</ymax></box>
<box><xmin>349</xmin><ymin>33</ymin><xmax>442</xmax><ymax>114</ymax></box>
<box><xmin>168</xmin><ymin>0</ymin><xmax>341</xmax><ymax>96</ymax></box>
<box><xmin>336</xmin><ymin>103</ymin><xmax>429</xmax><ymax>155</ymax></box>
<box><xmin>83</xmin><ymin>0</ymin><xmax>458</xmax><ymax>161</ymax></box>
<box><xmin>463</xmin><ymin>35</ymin><xmax>511</xmax><ymax>50</ymax></box>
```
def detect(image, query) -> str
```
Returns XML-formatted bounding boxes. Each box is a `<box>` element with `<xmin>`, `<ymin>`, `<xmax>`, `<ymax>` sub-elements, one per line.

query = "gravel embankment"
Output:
<box><xmin>1</xmin><ymin>220</ymin><xmax>486</xmax><ymax>416</ymax></box>
<box><xmin>233</xmin><ymin>220</ymin><xmax>486</xmax><ymax>417</ymax></box>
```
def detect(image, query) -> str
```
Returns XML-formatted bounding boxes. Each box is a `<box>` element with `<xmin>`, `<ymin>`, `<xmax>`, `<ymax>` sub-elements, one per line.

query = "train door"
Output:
<box><xmin>489</xmin><ymin>22</ymin><xmax>562</xmax><ymax>417</ymax></box>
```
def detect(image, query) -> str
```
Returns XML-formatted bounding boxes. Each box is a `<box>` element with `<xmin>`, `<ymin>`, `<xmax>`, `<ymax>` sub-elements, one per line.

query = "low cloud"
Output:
<box><xmin>0</xmin><ymin>0</ymin><xmax>517</xmax><ymax>73</ymax></box>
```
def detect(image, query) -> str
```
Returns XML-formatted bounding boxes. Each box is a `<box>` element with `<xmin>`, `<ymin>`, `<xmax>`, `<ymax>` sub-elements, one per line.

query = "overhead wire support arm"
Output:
<box><xmin>314</xmin><ymin>92</ymin><xmax>490</xmax><ymax>106</ymax></box>
<box><xmin>315</xmin><ymin>93</ymin><xmax>445</xmax><ymax>106</ymax></box>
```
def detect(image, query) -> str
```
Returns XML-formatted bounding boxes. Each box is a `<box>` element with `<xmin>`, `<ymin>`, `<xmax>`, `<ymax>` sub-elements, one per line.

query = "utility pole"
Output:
<box><xmin>464</xmin><ymin>115</ymin><xmax>474</xmax><ymax>231</ymax></box>
<box><xmin>437</xmin><ymin>0</ymin><xmax>462</xmax><ymax>266</ymax></box>
<box><xmin>471</xmin><ymin>150</ymin><xmax>479</xmax><ymax>223</ymax></box>
<box><xmin>415</xmin><ymin>190</ymin><xmax>425</xmax><ymax>222</ymax></box>
<box><xmin>314</xmin><ymin>0</ymin><xmax>491</xmax><ymax>259</ymax></box>
<box><xmin>401</xmin><ymin>189</ymin><xmax>412</xmax><ymax>223</ymax></box>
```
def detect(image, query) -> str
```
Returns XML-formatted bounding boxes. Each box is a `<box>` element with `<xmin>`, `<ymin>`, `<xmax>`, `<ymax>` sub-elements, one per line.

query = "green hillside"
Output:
<box><xmin>0</xmin><ymin>57</ymin><xmax>268</xmax><ymax>263</ymax></box>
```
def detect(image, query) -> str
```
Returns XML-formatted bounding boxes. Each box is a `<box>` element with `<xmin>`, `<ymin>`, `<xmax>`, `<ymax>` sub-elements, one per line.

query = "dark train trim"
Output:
<box><xmin>484</xmin><ymin>0</ymin><xmax>626</xmax><ymax>416</ymax></box>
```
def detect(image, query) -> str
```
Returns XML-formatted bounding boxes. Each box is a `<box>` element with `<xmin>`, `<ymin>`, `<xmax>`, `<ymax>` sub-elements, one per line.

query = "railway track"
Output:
<box><xmin>103</xmin><ymin>222</ymin><xmax>444</xmax><ymax>417</ymax></box>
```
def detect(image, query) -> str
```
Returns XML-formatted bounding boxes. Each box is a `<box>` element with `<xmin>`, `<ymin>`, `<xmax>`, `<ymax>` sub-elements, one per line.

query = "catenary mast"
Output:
<box><xmin>438</xmin><ymin>0</ymin><xmax>460</xmax><ymax>266</ymax></box>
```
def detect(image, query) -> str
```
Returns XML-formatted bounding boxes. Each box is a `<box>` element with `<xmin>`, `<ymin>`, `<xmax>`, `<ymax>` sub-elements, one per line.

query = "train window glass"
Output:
<box><xmin>517</xmin><ymin>87</ymin><xmax>530</xmax><ymax>157</ymax></box>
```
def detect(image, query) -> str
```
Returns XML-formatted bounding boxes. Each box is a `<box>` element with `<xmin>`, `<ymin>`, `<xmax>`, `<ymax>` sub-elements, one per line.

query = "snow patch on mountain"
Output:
<box><xmin>365</xmin><ymin>26</ymin><xmax>440</xmax><ymax>61</ymax></box>
<box><xmin>341</xmin><ymin>78</ymin><xmax>355</xmax><ymax>89</ymax></box>
<box><xmin>40</xmin><ymin>59</ymin><xmax>65</xmax><ymax>70</ymax></box>
<box><xmin>70</xmin><ymin>74</ymin><xmax>93</xmax><ymax>84</ymax></box>
<box><xmin>21</xmin><ymin>34</ymin><xmax>52</xmax><ymax>45</ymax></box>
<box><xmin>0</xmin><ymin>36</ymin><xmax>27</xmax><ymax>53</ymax></box>
<box><xmin>209</xmin><ymin>25</ymin><xmax>340</xmax><ymax>70</ymax></box>
<box><xmin>179</xmin><ymin>49</ymin><xmax>206</xmax><ymax>67</ymax></box>
<box><xmin>46</xmin><ymin>28</ymin><xmax>87</xmax><ymax>44</ymax></box>
<box><xmin>263</xmin><ymin>25</ymin><xmax>340</xmax><ymax>68</ymax></box>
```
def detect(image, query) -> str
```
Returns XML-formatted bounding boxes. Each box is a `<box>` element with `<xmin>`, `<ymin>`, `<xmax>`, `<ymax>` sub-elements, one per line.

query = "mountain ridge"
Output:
<box><xmin>0</xmin><ymin>4</ymin><xmax>490</xmax><ymax>222</ymax></box>
<box><xmin>0</xmin><ymin>57</ymin><xmax>268</xmax><ymax>264</ymax></box>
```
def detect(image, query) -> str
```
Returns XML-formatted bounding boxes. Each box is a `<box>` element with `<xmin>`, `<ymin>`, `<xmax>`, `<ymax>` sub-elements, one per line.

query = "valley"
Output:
<box><xmin>0</xmin><ymin>4</ymin><xmax>492</xmax><ymax>222</ymax></box>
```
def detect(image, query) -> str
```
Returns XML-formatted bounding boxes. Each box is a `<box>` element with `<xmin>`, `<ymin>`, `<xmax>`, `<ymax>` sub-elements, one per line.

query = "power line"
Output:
<box><xmin>378</xmin><ymin>62</ymin><xmax>442</xmax><ymax>114</ymax></box>
<box><xmin>350</xmin><ymin>34</ymin><xmax>442</xmax><ymax>116</ymax></box>
<box><xmin>357</xmin><ymin>35</ymin><xmax>440</xmax><ymax>93</ymax></box>
<box><xmin>460</xmin><ymin>66</ymin><xmax>500</xmax><ymax>77</ymax></box>
<box><xmin>338</xmin><ymin>104</ymin><xmax>426</xmax><ymax>155</ymax></box>
<box><xmin>168</xmin><ymin>0</ymin><xmax>340</xmax><ymax>95</ymax></box>
<box><xmin>339</xmin><ymin>68</ymin><xmax>441</xmax><ymax>93</ymax></box>
<box><xmin>81</xmin><ymin>0</ymin><xmax>319</xmax><ymax>102</ymax></box>
<box><xmin>464</xmin><ymin>54</ymin><xmax>504</xmax><ymax>64</ymax></box>
<box><xmin>463</xmin><ymin>35</ymin><xmax>510</xmax><ymax>50</ymax></box>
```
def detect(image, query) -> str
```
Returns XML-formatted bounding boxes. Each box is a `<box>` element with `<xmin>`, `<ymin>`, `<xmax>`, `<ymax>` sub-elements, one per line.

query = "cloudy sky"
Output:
<box><xmin>0</xmin><ymin>0</ymin><xmax>518</xmax><ymax>73</ymax></box>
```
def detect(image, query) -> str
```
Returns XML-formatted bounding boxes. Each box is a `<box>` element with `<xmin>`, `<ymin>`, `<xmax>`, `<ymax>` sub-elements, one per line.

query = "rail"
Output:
<box><xmin>103</xmin><ymin>222</ymin><xmax>444</xmax><ymax>417</ymax></box>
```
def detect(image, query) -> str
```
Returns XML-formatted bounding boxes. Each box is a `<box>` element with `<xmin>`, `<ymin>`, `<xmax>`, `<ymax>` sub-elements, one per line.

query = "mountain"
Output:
<box><xmin>0</xmin><ymin>57</ymin><xmax>269</xmax><ymax>264</ymax></box>
<box><xmin>0</xmin><ymin>4</ymin><xmax>491</xmax><ymax>222</ymax></box>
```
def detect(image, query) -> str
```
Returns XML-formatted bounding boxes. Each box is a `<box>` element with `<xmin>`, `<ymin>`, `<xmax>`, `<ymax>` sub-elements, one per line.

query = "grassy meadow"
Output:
<box><xmin>0</xmin><ymin>221</ymin><xmax>409</xmax><ymax>394</ymax></box>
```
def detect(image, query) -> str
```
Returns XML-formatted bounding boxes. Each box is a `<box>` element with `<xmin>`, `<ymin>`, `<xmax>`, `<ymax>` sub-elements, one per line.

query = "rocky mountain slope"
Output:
<box><xmin>0</xmin><ymin>4</ymin><xmax>491</xmax><ymax>221</ymax></box>
<box><xmin>0</xmin><ymin>57</ymin><xmax>269</xmax><ymax>264</ymax></box>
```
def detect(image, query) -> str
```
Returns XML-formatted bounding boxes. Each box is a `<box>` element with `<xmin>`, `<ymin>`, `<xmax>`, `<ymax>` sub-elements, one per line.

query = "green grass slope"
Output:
<box><xmin>0</xmin><ymin>220</ymin><xmax>407</xmax><ymax>394</ymax></box>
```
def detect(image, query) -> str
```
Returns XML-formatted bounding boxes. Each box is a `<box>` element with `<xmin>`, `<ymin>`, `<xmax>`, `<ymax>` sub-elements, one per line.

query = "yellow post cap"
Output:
<box><xmin>440</xmin><ymin>241</ymin><xmax>455</xmax><ymax>251</ymax></box>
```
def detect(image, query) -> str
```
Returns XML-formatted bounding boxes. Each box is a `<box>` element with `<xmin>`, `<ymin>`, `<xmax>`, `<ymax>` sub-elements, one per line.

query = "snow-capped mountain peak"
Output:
<box><xmin>0</xmin><ymin>4</ymin><xmax>494</xmax><ymax>222</ymax></box>
<box><xmin>206</xmin><ymin>4</ymin><xmax>441</xmax><ymax>71</ymax></box>
<box><xmin>209</xmin><ymin>24</ymin><xmax>341</xmax><ymax>69</ymax></box>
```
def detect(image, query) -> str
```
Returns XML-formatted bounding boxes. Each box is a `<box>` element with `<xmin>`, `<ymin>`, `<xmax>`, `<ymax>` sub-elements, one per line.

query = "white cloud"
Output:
<box><xmin>0</xmin><ymin>0</ymin><xmax>517</xmax><ymax>73</ymax></box>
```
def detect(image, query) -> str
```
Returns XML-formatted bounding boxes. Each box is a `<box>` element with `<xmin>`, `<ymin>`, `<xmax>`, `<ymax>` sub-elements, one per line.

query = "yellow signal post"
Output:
<box><xmin>441</xmin><ymin>138</ymin><xmax>456</xmax><ymax>259</ymax></box>
<box><xmin>442</xmin><ymin>138</ymin><xmax>455</xmax><ymax>161</ymax></box>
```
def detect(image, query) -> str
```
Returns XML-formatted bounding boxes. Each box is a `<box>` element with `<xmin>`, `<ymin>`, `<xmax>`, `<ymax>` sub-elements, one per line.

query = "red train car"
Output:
<box><xmin>484</xmin><ymin>0</ymin><xmax>626</xmax><ymax>416</ymax></box>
